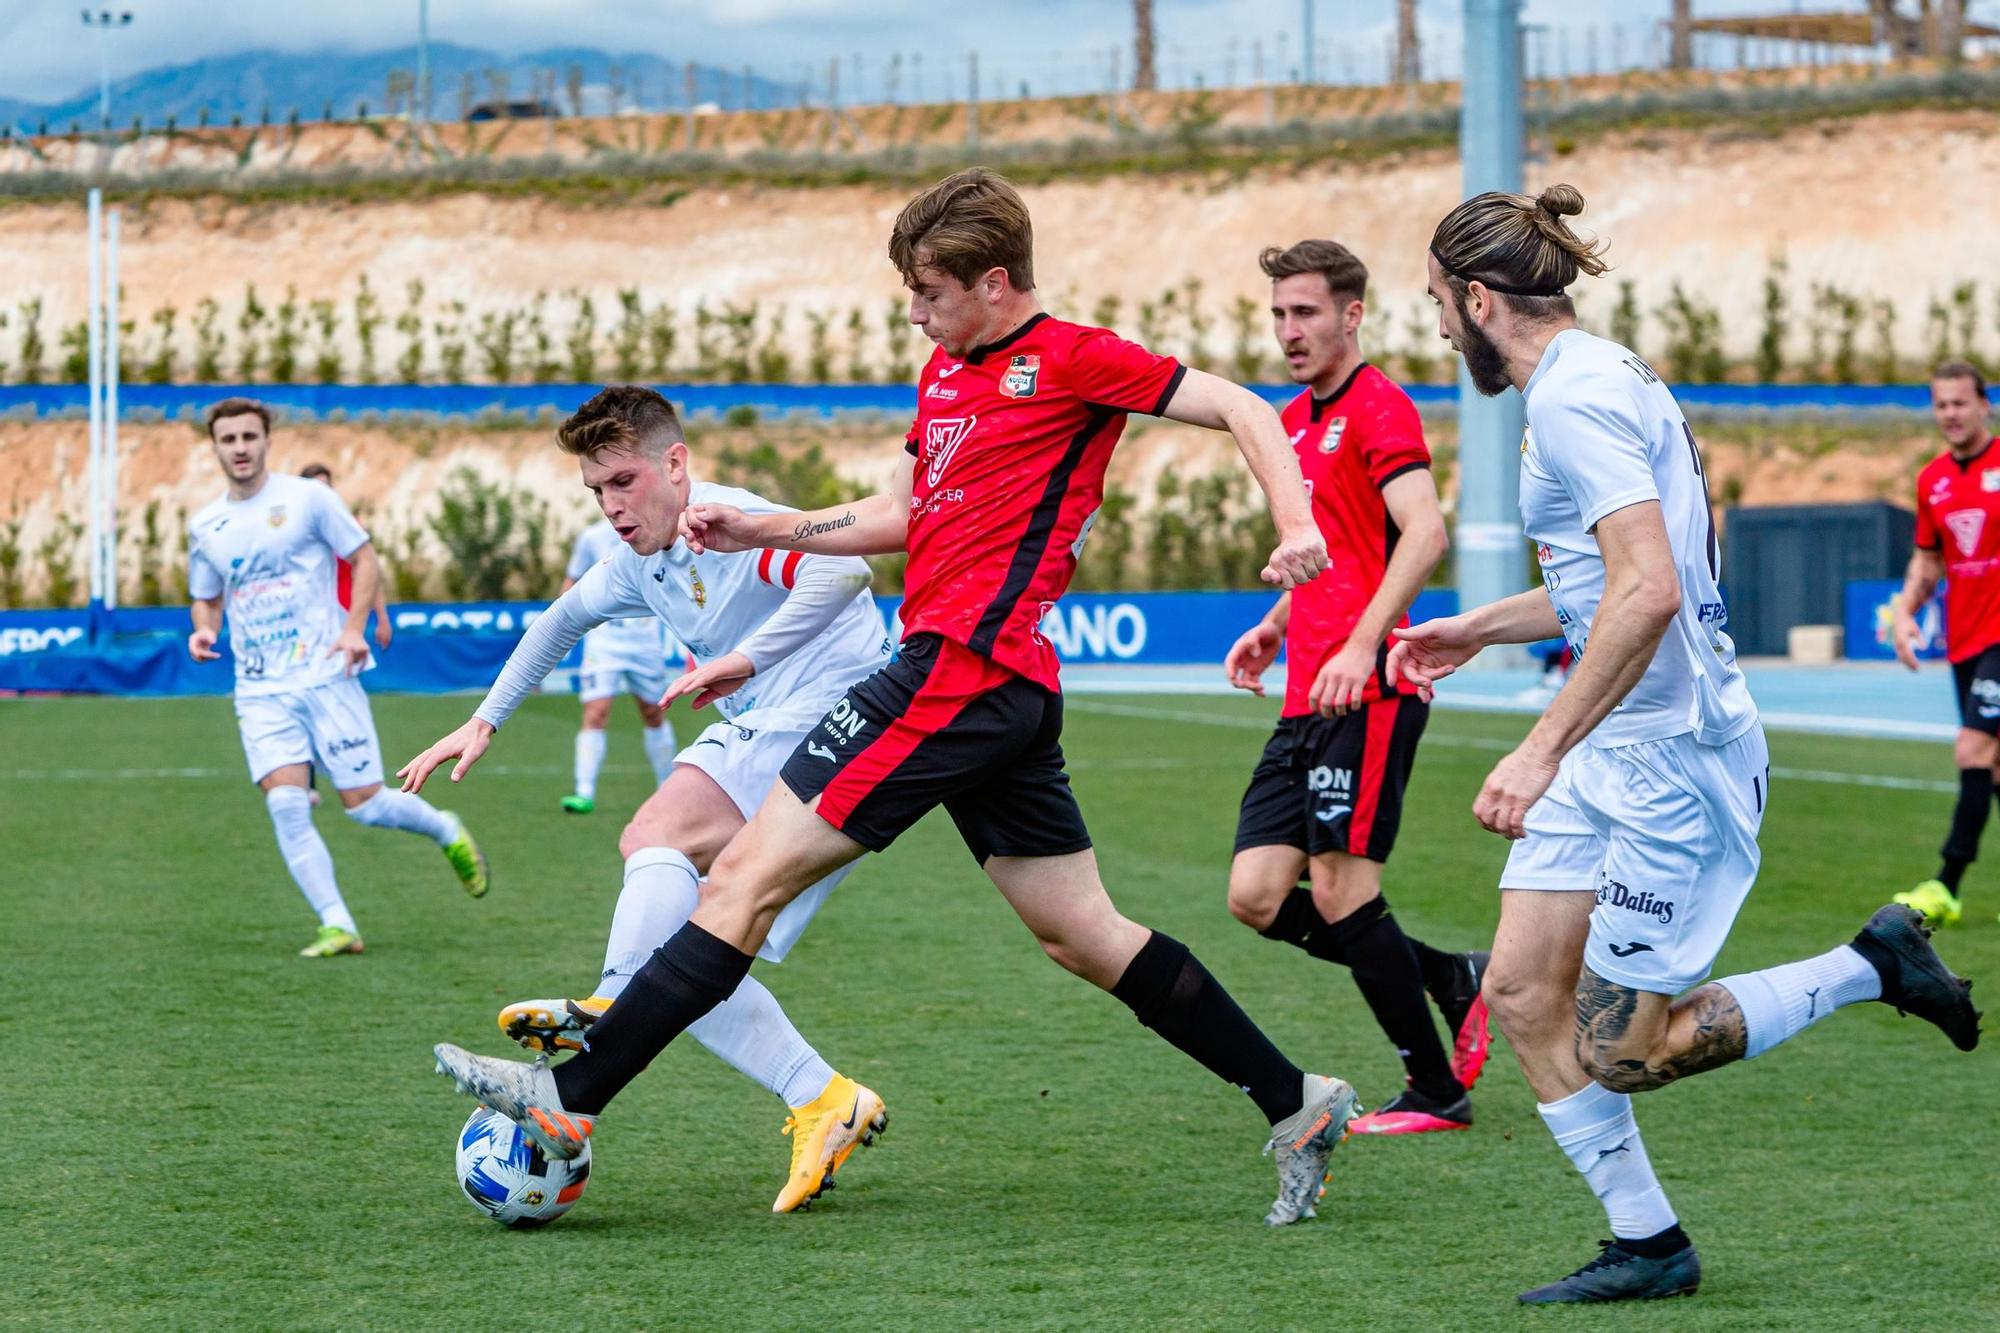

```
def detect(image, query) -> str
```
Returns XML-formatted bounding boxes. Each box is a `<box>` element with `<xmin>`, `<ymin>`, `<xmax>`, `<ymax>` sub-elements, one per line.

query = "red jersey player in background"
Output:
<box><xmin>300</xmin><ymin>463</ymin><xmax>391</xmax><ymax>650</ymax></box>
<box><xmin>431</xmin><ymin>168</ymin><xmax>1370</xmax><ymax>1228</ymax></box>
<box><xmin>1893</xmin><ymin>361</ymin><xmax>2000</xmax><ymax>926</ymax></box>
<box><xmin>1223</xmin><ymin>240</ymin><xmax>1489</xmax><ymax>1135</ymax></box>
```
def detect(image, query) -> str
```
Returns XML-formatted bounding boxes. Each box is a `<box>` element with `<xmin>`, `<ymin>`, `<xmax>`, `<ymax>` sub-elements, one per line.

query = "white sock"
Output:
<box><xmin>598</xmin><ymin>846</ymin><xmax>835</xmax><ymax>1107</ymax></box>
<box><xmin>1538</xmin><ymin>1082</ymin><xmax>1679</xmax><ymax>1241</ymax></box>
<box><xmin>597</xmin><ymin>848</ymin><xmax>703</xmax><ymax>997</ymax></box>
<box><xmin>641</xmin><ymin>722</ymin><xmax>677</xmax><ymax>784</ymax></box>
<box><xmin>688</xmin><ymin>975</ymin><xmax>838</xmax><ymax>1109</ymax></box>
<box><xmin>345</xmin><ymin>788</ymin><xmax>456</xmax><ymax>845</ymax></box>
<box><xmin>1715</xmin><ymin>944</ymin><xmax>1883</xmax><ymax>1060</ymax></box>
<box><xmin>266</xmin><ymin>785</ymin><xmax>357</xmax><ymax>933</ymax></box>
<box><xmin>574</xmin><ymin>728</ymin><xmax>607</xmax><ymax>799</ymax></box>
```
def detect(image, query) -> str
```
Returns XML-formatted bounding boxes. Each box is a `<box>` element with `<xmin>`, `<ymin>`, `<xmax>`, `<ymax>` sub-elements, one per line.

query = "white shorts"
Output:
<box><xmin>578</xmin><ymin>662</ymin><xmax>670</xmax><ymax>704</ymax></box>
<box><xmin>1501</xmin><ymin>724</ymin><xmax>1769</xmax><ymax>994</ymax></box>
<box><xmin>235</xmin><ymin>677</ymin><xmax>384</xmax><ymax>789</ymax></box>
<box><xmin>674</xmin><ymin>704</ymin><xmax>851</xmax><ymax>964</ymax></box>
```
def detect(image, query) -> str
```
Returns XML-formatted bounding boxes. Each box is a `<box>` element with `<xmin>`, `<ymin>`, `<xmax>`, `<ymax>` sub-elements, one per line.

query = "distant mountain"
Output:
<box><xmin>0</xmin><ymin>44</ymin><xmax>806</xmax><ymax>133</ymax></box>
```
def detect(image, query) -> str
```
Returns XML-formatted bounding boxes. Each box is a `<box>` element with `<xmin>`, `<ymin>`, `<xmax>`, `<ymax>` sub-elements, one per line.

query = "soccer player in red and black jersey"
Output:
<box><xmin>1222</xmin><ymin>240</ymin><xmax>1489</xmax><ymax>1135</ymax></box>
<box><xmin>1893</xmin><ymin>361</ymin><xmax>2000</xmax><ymax>927</ymax></box>
<box><xmin>431</xmin><ymin>168</ymin><xmax>1365</xmax><ymax>1226</ymax></box>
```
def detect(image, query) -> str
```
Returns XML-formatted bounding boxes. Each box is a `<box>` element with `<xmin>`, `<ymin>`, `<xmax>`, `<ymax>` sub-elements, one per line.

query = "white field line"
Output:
<box><xmin>1065</xmin><ymin>699</ymin><xmax>1956</xmax><ymax>796</ymax></box>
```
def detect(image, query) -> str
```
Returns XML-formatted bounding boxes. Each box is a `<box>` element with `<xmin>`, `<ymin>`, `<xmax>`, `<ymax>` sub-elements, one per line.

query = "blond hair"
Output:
<box><xmin>1430</xmin><ymin>183</ymin><xmax>1608</xmax><ymax>318</ymax></box>
<box><xmin>888</xmin><ymin>167</ymin><xmax>1035</xmax><ymax>292</ymax></box>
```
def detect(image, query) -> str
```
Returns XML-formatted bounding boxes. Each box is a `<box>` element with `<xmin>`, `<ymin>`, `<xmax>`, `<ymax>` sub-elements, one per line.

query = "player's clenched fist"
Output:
<box><xmin>1261</xmin><ymin>529</ymin><xmax>1328</xmax><ymax>589</ymax></box>
<box><xmin>681</xmin><ymin>502</ymin><xmax>756</xmax><ymax>555</ymax></box>
<box><xmin>397</xmin><ymin>717</ymin><xmax>496</xmax><ymax>793</ymax></box>
<box><xmin>1472</xmin><ymin>746</ymin><xmax>1560</xmax><ymax>840</ymax></box>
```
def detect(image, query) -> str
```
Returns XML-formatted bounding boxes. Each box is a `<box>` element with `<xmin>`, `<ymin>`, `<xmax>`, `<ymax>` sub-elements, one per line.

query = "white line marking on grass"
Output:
<box><xmin>1066</xmin><ymin>700</ymin><xmax>1957</xmax><ymax>795</ymax></box>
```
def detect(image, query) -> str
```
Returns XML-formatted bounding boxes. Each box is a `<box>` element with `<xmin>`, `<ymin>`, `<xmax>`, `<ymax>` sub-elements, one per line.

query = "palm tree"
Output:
<box><xmin>1133</xmin><ymin>0</ymin><xmax>1157</xmax><ymax>91</ymax></box>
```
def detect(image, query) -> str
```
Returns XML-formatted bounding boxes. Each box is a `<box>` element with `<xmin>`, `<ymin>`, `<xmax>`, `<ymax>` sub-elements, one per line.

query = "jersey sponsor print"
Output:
<box><xmin>901</xmin><ymin>313</ymin><xmax>1186</xmax><ymax>690</ymax></box>
<box><xmin>1915</xmin><ymin>438</ymin><xmax>2000</xmax><ymax>662</ymax></box>
<box><xmin>1518</xmin><ymin>329</ymin><xmax>1758</xmax><ymax>748</ymax></box>
<box><xmin>188</xmin><ymin>472</ymin><xmax>372</xmax><ymax>697</ymax></box>
<box><xmin>1279</xmin><ymin>362</ymin><xmax>1432</xmax><ymax>717</ymax></box>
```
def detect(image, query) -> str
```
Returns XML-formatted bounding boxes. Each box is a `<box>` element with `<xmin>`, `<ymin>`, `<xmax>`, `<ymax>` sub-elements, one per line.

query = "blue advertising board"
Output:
<box><xmin>1844</xmin><ymin>578</ymin><xmax>1945</xmax><ymax>662</ymax></box>
<box><xmin>0</xmin><ymin>589</ymin><xmax>1462</xmax><ymax>696</ymax></box>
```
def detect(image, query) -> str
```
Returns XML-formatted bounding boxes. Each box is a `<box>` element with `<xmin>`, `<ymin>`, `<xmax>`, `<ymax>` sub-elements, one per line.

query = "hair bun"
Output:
<box><xmin>1535</xmin><ymin>184</ymin><xmax>1586</xmax><ymax>218</ymax></box>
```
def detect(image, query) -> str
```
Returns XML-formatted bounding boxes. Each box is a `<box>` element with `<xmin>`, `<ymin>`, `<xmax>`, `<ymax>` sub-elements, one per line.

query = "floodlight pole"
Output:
<box><xmin>87</xmin><ymin>188</ymin><xmax>104</xmax><ymax>606</ymax></box>
<box><xmin>416</xmin><ymin>0</ymin><xmax>431</xmax><ymax>129</ymax></box>
<box><xmin>104</xmin><ymin>207</ymin><xmax>121</xmax><ymax>609</ymax></box>
<box><xmin>1456</xmin><ymin>0</ymin><xmax>1529</xmax><ymax>662</ymax></box>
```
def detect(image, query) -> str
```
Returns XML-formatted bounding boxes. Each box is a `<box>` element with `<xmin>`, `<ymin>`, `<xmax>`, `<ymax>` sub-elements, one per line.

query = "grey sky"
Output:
<box><xmin>0</xmin><ymin>2</ymin><xmax>1904</xmax><ymax>103</ymax></box>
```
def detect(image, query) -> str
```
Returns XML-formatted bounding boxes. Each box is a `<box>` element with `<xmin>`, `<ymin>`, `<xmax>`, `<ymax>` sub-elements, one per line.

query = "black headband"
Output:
<box><xmin>1430</xmin><ymin>247</ymin><xmax>1567</xmax><ymax>299</ymax></box>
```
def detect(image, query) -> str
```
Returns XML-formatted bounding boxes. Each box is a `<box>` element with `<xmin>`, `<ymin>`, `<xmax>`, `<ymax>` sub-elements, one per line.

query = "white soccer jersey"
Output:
<box><xmin>188</xmin><ymin>472</ymin><xmax>372</xmax><ymax>698</ymax></box>
<box><xmin>1519</xmin><ymin>329</ymin><xmax>1758</xmax><ymax>748</ymax></box>
<box><xmin>567</xmin><ymin>481</ymin><xmax>892</xmax><ymax>723</ymax></box>
<box><xmin>567</xmin><ymin>520</ymin><xmax>673</xmax><ymax>670</ymax></box>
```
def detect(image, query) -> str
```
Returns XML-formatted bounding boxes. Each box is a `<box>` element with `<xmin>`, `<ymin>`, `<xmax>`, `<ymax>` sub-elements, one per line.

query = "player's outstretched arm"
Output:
<box><xmin>1387</xmin><ymin>588</ymin><xmax>1561</xmax><ymax>692</ymax></box>
<box><xmin>1158</xmin><ymin>368</ymin><xmax>1326</xmax><ymax>589</ymax></box>
<box><xmin>686</xmin><ymin>454</ymin><xmax>914</xmax><ymax>558</ymax></box>
<box><xmin>1892</xmin><ymin>546</ymin><xmax>1942</xmax><ymax>672</ymax></box>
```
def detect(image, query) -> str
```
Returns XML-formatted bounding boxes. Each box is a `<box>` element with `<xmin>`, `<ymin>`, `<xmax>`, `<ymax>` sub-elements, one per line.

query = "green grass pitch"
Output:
<box><xmin>7</xmin><ymin>691</ymin><xmax>1994</xmax><ymax>1329</ymax></box>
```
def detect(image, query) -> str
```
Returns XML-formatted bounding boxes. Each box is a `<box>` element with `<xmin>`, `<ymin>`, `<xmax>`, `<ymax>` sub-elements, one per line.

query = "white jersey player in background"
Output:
<box><xmin>559</xmin><ymin>519</ymin><xmax>677</xmax><ymax>815</ymax></box>
<box><xmin>401</xmin><ymin>386</ymin><xmax>894</xmax><ymax>1213</ymax></box>
<box><xmin>186</xmin><ymin>398</ymin><xmax>490</xmax><ymax>958</ymax></box>
<box><xmin>1393</xmin><ymin>188</ymin><xmax>1979</xmax><ymax>1306</ymax></box>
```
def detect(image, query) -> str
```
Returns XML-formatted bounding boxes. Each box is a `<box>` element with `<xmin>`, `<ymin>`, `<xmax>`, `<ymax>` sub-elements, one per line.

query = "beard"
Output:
<box><xmin>1454</xmin><ymin>311</ymin><xmax>1513</xmax><ymax>397</ymax></box>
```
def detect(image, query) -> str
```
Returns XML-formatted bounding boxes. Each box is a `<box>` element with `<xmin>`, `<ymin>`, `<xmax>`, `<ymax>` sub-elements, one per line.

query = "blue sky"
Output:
<box><xmin>0</xmin><ymin>2</ymin><xmax>1907</xmax><ymax>103</ymax></box>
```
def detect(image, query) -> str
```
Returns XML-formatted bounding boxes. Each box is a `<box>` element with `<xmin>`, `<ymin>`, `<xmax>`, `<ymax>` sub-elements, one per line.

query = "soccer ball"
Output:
<box><xmin>454</xmin><ymin>1106</ymin><xmax>591</xmax><ymax>1227</ymax></box>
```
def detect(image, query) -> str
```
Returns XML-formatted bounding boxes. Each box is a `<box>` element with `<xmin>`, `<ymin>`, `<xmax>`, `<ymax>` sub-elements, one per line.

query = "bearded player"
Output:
<box><xmin>1223</xmin><ymin>238</ymin><xmax>1488</xmax><ymax>1135</ymax></box>
<box><xmin>1892</xmin><ymin>362</ymin><xmax>2000</xmax><ymax>926</ymax></box>
<box><xmin>431</xmin><ymin>168</ymin><xmax>1364</xmax><ymax>1227</ymax></box>
<box><xmin>1393</xmin><ymin>185</ymin><xmax>1979</xmax><ymax>1303</ymax></box>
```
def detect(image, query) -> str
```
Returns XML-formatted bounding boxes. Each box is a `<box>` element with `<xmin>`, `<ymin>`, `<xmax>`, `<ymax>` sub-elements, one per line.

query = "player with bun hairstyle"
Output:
<box><xmin>1392</xmin><ymin>185</ymin><xmax>1980</xmax><ymax>1304</ymax></box>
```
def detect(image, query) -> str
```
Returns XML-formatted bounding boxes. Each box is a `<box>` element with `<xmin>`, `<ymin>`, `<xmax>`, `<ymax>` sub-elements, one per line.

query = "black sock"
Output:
<box><xmin>1938</xmin><ymin>768</ymin><xmax>1994</xmax><ymax>892</ymax></box>
<box><xmin>1312</xmin><ymin>897</ymin><xmax>1462</xmax><ymax>1102</ymax></box>
<box><xmin>1257</xmin><ymin>887</ymin><xmax>1321</xmax><ymax>948</ymax></box>
<box><xmin>1619</xmin><ymin>1222</ymin><xmax>1692</xmax><ymax>1258</ymax></box>
<box><xmin>1407</xmin><ymin>937</ymin><xmax>1463</xmax><ymax>1001</ymax></box>
<box><xmin>1112</xmin><ymin>931</ymin><xmax>1306</xmax><ymax>1125</ymax></box>
<box><xmin>551</xmin><ymin>922</ymin><xmax>753</xmax><ymax>1115</ymax></box>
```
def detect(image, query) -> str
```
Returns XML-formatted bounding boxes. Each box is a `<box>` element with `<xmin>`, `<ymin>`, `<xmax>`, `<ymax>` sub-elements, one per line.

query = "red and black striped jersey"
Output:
<box><xmin>1280</xmin><ymin>363</ymin><xmax>1431</xmax><ymax>717</ymax></box>
<box><xmin>901</xmin><ymin>313</ymin><xmax>1184</xmax><ymax>690</ymax></box>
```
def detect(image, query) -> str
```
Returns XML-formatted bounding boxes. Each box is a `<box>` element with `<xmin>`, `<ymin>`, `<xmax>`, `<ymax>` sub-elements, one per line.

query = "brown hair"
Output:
<box><xmin>1430</xmin><ymin>183</ymin><xmax>1608</xmax><ymax>320</ymax></box>
<box><xmin>1259</xmin><ymin>239</ymin><xmax>1369</xmax><ymax>304</ymax></box>
<box><xmin>888</xmin><ymin>167</ymin><xmax>1035</xmax><ymax>292</ymax></box>
<box><xmin>556</xmin><ymin>385</ymin><xmax>685</xmax><ymax>459</ymax></box>
<box><xmin>300</xmin><ymin>462</ymin><xmax>333</xmax><ymax>482</ymax></box>
<box><xmin>1933</xmin><ymin>360</ymin><xmax>1990</xmax><ymax>398</ymax></box>
<box><xmin>205</xmin><ymin>396</ymin><xmax>272</xmax><ymax>438</ymax></box>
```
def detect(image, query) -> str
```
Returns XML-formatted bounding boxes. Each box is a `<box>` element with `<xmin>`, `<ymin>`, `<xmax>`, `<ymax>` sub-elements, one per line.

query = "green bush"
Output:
<box><xmin>142</xmin><ymin>306</ymin><xmax>177</xmax><ymax>384</ymax></box>
<box><xmin>565</xmin><ymin>290</ymin><xmax>598</xmax><ymax>383</ymax></box>
<box><xmin>611</xmin><ymin>288</ymin><xmax>645</xmax><ymax>381</ymax></box>
<box><xmin>236</xmin><ymin>284</ymin><xmax>267</xmax><ymax>381</ymax></box>
<box><xmin>15</xmin><ymin>297</ymin><xmax>45</xmax><ymax>384</ymax></box>
<box><xmin>269</xmin><ymin>286</ymin><xmax>302</xmax><ymax>382</ymax></box>
<box><xmin>395</xmin><ymin>280</ymin><xmax>426</xmax><ymax>383</ymax></box>
<box><xmin>352</xmin><ymin>276</ymin><xmax>383</xmax><ymax>384</ymax></box>
<box><xmin>1756</xmin><ymin>256</ymin><xmax>1789</xmax><ymax>383</ymax></box>
<box><xmin>192</xmin><ymin>298</ymin><xmax>224</xmax><ymax>381</ymax></box>
<box><xmin>435</xmin><ymin>301</ymin><xmax>468</xmax><ymax>383</ymax></box>
<box><xmin>308</xmin><ymin>299</ymin><xmax>341</xmax><ymax>383</ymax></box>
<box><xmin>0</xmin><ymin>506</ymin><xmax>24</xmax><ymax>606</ymax></box>
<box><xmin>428</xmin><ymin>468</ymin><xmax>521</xmax><ymax>600</ymax></box>
<box><xmin>58</xmin><ymin>320</ymin><xmax>89</xmax><ymax>383</ymax></box>
<box><xmin>36</xmin><ymin>514</ymin><xmax>84</xmax><ymax>607</ymax></box>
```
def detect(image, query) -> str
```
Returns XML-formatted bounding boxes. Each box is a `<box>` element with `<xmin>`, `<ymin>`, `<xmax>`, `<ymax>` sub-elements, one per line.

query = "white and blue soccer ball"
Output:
<box><xmin>455</xmin><ymin>1106</ymin><xmax>592</xmax><ymax>1227</ymax></box>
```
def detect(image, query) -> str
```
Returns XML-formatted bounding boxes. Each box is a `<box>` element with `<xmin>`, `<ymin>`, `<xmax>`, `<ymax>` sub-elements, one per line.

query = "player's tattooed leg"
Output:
<box><xmin>1572</xmin><ymin>970</ymin><xmax>1747</xmax><ymax>1093</ymax></box>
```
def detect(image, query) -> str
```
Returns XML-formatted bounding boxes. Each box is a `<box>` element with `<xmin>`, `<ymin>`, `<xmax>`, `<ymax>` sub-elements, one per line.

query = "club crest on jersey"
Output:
<box><xmin>267</xmin><ymin>505</ymin><xmax>287</xmax><ymax>528</ymax></box>
<box><xmin>999</xmin><ymin>354</ymin><xmax>1041</xmax><ymax>399</ymax></box>
<box><xmin>924</xmin><ymin>415</ymin><xmax>978</xmax><ymax>487</ymax></box>
<box><xmin>1520</xmin><ymin>426</ymin><xmax>1533</xmax><ymax>456</ymax></box>
<box><xmin>1947</xmin><ymin>509</ymin><xmax>1986</xmax><ymax>557</ymax></box>
<box><xmin>1983</xmin><ymin>469</ymin><xmax>2000</xmax><ymax>493</ymax></box>
<box><xmin>1320</xmin><ymin>418</ymin><xmax>1347</xmax><ymax>454</ymax></box>
<box><xmin>689</xmin><ymin>566</ymin><xmax>707</xmax><ymax>607</ymax></box>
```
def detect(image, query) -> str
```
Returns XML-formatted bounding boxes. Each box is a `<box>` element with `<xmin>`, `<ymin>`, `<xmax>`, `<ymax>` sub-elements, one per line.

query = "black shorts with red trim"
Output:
<box><xmin>1952</xmin><ymin>643</ymin><xmax>2000</xmax><ymax>735</ymax></box>
<box><xmin>779</xmin><ymin>632</ymin><xmax>1092</xmax><ymax>862</ymax></box>
<box><xmin>1232</xmin><ymin>695</ymin><xmax>1429</xmax><ymax>864</ymax></box>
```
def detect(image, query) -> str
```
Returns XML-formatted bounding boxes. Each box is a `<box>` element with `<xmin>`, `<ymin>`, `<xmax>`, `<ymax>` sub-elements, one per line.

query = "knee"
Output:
<box><xmin>1955</xmin><ymin>730</ymin><xmax>1997</xmax><ymax>770</ymax></box>
<box><xmin>1481</xmin><ymin>962</ymin><xmax>1564</xmax><ymax>1039</ymax></box>
<box><xmin>616</xmin><ymin>821</ymin><xmax>651</xmax><ymax>861</ymax></box>
<box><xmin>1225</xmin><ymin>875</ymin><xmax>1280</xmax><ymax>930</ymax></box>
